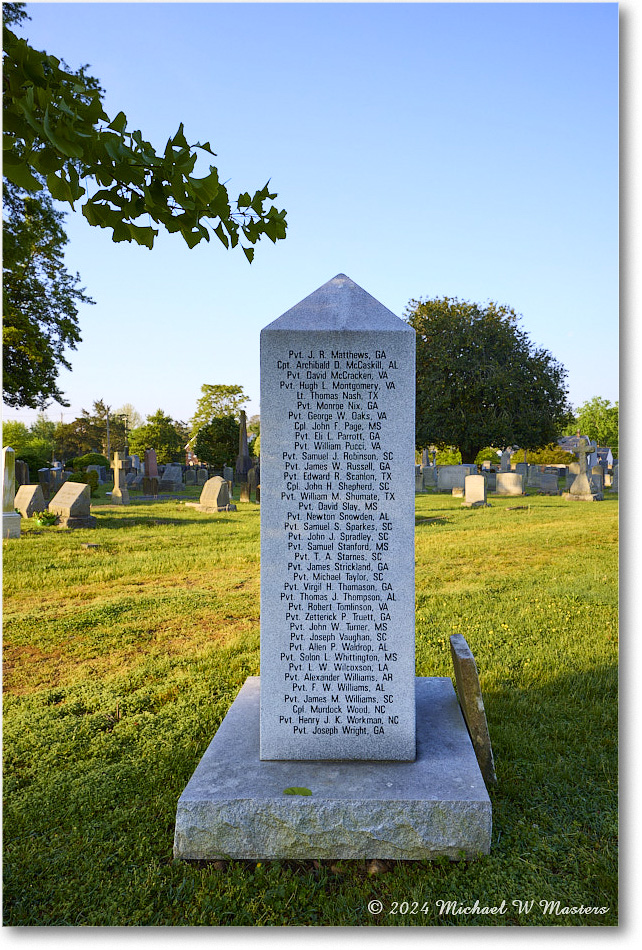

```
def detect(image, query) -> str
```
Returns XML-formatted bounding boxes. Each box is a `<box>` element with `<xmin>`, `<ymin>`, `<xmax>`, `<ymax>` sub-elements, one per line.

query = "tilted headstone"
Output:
<box><xmin>260</xmin><ymin>273</ymin><xmax>416</xmax><ymax>761</ymax></box>
<box><xmin>449</xmin><ymin>635</ymin><xmax>496</xmax><ymax>786</ymax></box>
<box><xmin>198</xmin><ymin>476</ymin><xmax>235</xmax><ymax>512</ymax></box>
<box><xmin>495</xmin><ymin>473</ymin><xmax>524</xmax><ymax>495</ymax></box>
<box><xmin>110</xmin><ymin>452</ymin><xmax>130</xmax><ymax>505</ymax></box>
<box><xmin>463</xmin><ymin>474</ymin><xmax>488</xmax><ymax>507</ymax></box>
<box><xmin>14</xmin><ymin>484</ymin><xmax>46</xmax><ymax>518</ymax></box>
<box><xmin>3</xmin><ymin>447</ymin><xmax>21</xmax><ymax>538</ymax></box>
<box><xmin>49</xmin><ymin>482</ymin><xmax>97</xmax><ymax>529</ymax></box>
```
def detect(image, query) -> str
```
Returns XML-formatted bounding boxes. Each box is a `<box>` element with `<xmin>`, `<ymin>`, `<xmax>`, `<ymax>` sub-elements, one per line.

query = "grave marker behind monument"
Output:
<box><xmin>3</xmin><ymin>447</ymin><xmax>21</xmax><ymax>539</ymax></box>
<box><xmin>260</xmin><ymin>274</ymin><xmax>416</xmax><ymax>761</ymax></box>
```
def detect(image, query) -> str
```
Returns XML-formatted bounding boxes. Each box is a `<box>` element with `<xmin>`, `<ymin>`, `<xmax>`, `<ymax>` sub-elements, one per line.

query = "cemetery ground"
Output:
<box><xmin>3</xmin><ymin>485</ymin><xmax>618</xmax><ymax>927</ymax></box>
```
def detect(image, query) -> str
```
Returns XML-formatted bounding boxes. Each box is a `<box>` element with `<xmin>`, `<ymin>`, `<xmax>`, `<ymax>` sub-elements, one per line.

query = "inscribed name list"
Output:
<box><xmin>259</xmin><ymin>276</ymin><xmax>416</xmax><ymax>761</ymax></box>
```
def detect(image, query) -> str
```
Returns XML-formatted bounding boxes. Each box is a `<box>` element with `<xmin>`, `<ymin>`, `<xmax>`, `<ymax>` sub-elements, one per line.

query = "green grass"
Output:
<box><xmin>3</xmin><ymin>488</ymin><xmax>618</xmax><ymax>926</ymax></box>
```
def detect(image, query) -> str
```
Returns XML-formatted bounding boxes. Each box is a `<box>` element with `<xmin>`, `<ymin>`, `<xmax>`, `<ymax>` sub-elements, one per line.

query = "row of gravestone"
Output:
<box><xmin>415</xmin><ymin>459</ymin><xmax>617</xmax><ymax>497</ymax></box>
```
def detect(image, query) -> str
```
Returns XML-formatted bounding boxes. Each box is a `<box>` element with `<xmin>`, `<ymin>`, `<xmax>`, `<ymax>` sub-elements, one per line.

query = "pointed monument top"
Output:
<box><xmin>262</xmin><ymin>274</ymin><xmax>411</xmax><ymax>333</ymax></box>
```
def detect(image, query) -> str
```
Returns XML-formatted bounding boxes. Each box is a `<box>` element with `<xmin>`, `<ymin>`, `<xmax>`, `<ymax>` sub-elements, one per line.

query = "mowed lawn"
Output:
<box><xmin>3</xmin><ymin>487</ymin><xmax>618</xmax><ymax>926</ymax></box>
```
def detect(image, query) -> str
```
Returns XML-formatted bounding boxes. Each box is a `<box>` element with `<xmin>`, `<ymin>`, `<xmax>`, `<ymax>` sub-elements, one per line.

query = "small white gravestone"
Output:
<box><xmin>463</xmin><ymin>474</ymin><xmax>488</xmax><ymax>507</ymax></box>
<box><xmin>2</xmin><ymin>447</ymin><xmax>21</xmax><ymax>539</ymax></box>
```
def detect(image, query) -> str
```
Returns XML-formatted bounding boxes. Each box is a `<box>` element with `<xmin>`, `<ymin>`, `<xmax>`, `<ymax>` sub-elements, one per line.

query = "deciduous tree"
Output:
<box><xmin>128</xmin><ymin>410</ymin><xmax>186</xmax><ymax>464</ymax></box>
<box><xmin>193</xmin><ymin>415</ymin><xmax>239</xmax><ymax>469</ymax></box>
<box><xmin>406</xmin><ymin>296</ymin><xmax>572</xmax><ymax>463</ymax></box>
<box><xmin>3</xmin><ymin>5</ymin><xmax>287</xmax><ymax>256</ymax></box>
<box><xmin>567</xmin><ymin>397</ymin><xmax>619</xmax><ymax>457</ymax></box>
<box><xmin>189</xmin><ymin>384</ymin><xmax>247</xmax><ymax>437</ymax></box>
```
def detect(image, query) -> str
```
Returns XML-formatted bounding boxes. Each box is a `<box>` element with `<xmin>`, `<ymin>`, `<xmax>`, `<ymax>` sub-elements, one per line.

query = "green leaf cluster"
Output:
<box><xmin>193</xmin><ymin>415</ymin><xmax>239</xmax><ymax>469</ymax></box>
<box><xmin>128</xmin><ymin>411</ymin><xmax>188</xmax><ymax>465</ymax></box>
<box><xmin>2</xmin><ymin>181</ymin><xmax>93</xmax><ymax>408</ymax></box>
<box><xmin>407</xmin><ymin>297</ymin><xmax>573</xmax><ymax>463</ymax></box>
<box><xmin>3</xmin><ymin>13</ymin><xmax>287</xmax><ymax>254</ymax></box>
<box><xmin>189</xmin><ymin>384</ymin><xmax>247</xmax><ymax>438</ymax></box>
<box><xmin>567</xmin><ymin>397</ymin><xmax>618</xmax><ymax>458</ymax></box>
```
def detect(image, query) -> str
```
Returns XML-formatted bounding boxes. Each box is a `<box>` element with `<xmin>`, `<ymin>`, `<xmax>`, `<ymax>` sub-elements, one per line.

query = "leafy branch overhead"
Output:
<box><xmin>3</xmin><ymin>18</ymin><xmax>287</xmax><ymax>256</ymax></box>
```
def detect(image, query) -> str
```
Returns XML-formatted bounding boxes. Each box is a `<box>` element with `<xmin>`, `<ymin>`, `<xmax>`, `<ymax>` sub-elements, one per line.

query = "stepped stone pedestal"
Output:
<box><xmin>173</xmin><ymin>676</ymin><xmax>491</xmax><ymax>861</ymax></box>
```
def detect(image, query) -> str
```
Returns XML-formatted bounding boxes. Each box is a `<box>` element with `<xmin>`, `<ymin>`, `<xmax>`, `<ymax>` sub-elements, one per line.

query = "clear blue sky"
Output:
<box><xmin>6</xmin><ymin>0</ymin><xmax>620</xmax><ymax>430</ymax></box>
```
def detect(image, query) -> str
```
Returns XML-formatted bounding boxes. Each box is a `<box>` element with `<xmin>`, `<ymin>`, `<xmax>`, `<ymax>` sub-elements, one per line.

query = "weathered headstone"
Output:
<box><xmin>536</xmin><ymin>473</ymin><xmax>560</xmax><ymax>495</ymax></box>
<box><xmin>110</xmin><ymin>452</ymin><xmax>130</xmax><ymax>505</ymax></box>
<box><xmin>499</xmin><ymin>449</ymin><xmax>512</xmax><ymax>473</ymax></box>
<box><xmin>495</xmin><ymin>473</ymin><xmax>524</xmax><ymax>495</ymax></box>
<box><xmin>437</xmin><ymin>464</ymin><xmax>476</xmax><ymax>492</ymax></box>
<box><xmin>611</xmin><ymin>462</ymin><xmax>618</xmax><ymax>493</ymax></box>
<box><xmin>449</xmin><ymin>635</ymin><xmax>496</xmax><ymax>786</ymax></box>
<box><xmin>143</xmin><ymin>449</ymin><xmax>159</xmax><ymax>495</ymax></box>
<box><xmin>15</xmin><ymin>459</ymin><xmax>30</xmax><ymax>487</ymax></box>
<box><xmin>14</xmin><ymin>484</ymin><xmax>46</xmax><ymax>518</ymax></box>
<box><xmin>86</xmin><ymin>464</ymin><xmax>104</xmax><ymax>484</ymax></box>
<box><xmin>174</xmin><ymin>274</ymin><xmax>491</xmax><ymax>863</ymax></box>
<box><xmin>484</xmin><ymin>471</ymin><xmax>497</xmax><ymax>493</ymax></box>
<box><xmin>247</xmin><ymin>466</ymin><xmax>258</xmax><ymax>499</ymax></box>
<box><xmin>197</xmin><ymin>468</ymin><xmax>209</xmax><ymax>486</ymax></box>
<box><xmin>49</xmin><ymin>482</ymin><xmax>97</xmax><ymax>529</ymax></box>
<box><xmin>38</xmin><ymin>467</ymin><xmax>53</xmax><ymax>501</ymax></box>
<box><xmin>159</xmin><ymin>462</ymin><xmax>184</xmax><ymax>492</ymax></box>
<box><xmin>562</xmin><ymin>438</ymin><xmax>603</xmax><ymax>502</ymax></box>
<box><xmin>463</xmin><ymin>474</ymin><xmax>488</xmax><ymax>507</ymax></box>
<box><xmin>422</xmin><ymin>466</ymin><xmax>437</xmax><ymax>488</ymax></box>
<box><xmin>185</xmin><ymin>469</ymin><xmax>197</xmax><ymax>486</ymax></box>
<box><xmin>515</xmin><ymin>462</ymin><xmax>528</xmax><ymax>476</ymax></box>
<box><xmin>236</xmin><ymin>410</ymin><xmax>252</xmax><ymax>481</ymax></box>
<box><xmin>259</xmin><ymin>274</ymin><xmax>416</xmax><ymax>761</ymax></box>
<box><xmin>223</xmin><ymin>465</ymin><xmax>234</xmax><ymax>484</ymax></box>
<box><xmin>591</xmin><ymin>465</ymin><xmax>604</xmax><ymax>493</ymax></box>
<box><xmin>197</xmin><ymin>476</ymin><xmax>236</xmax><ymax>512</ymax></box>
<box><xmin>3</xmin><ymin>447</ymin><xmax>21</xmax><ymax>539</ymax></box>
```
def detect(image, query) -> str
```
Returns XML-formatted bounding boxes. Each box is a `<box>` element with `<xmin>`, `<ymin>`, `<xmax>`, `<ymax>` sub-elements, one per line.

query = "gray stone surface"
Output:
<box><xmin>158</xmin><ymin>462</ymin><xmax>184</xmax><ymax>492</ymax></box>
<box><xmin>111</xmin><ymin>452</ymin><xmax>130</xmax><ymax>505</ymax></box>
<box><xmin>236</xmin><ymin>410</ymin><xmax>252</xmax><ymax>480</ymax></box>
<box><xmin>437</xmin><ymin>465</ymin><xmax>476</xmax><ymax>492</ymax></box>
<box><xmin>562</xmin><ymin>438</ymin><xmax>603</xmax><ymax>501</ymax></box>
<box><xmin>15</xmin><ymin>484</ymin><xmax>46</xmax><ymax>518</ymax></box>
<box><xmin>536</xmin><ymin>473</ymin><xmax>560</xmax><ymax>494</ymax></box>
<box><xmin>463</xmin><ymin>474</ymin><xmax>488</xmax><ymax>507</ymax></box>
<box><xmin>49</xmin><ymin>482</ymin><xmax>96</xmax><ymax>529</ymax></box>
<box><xmin>422</xmin><ymin>466</ymin><xmax>437</xmax><ymax>488</ymax></box>
<box><xmin>449</xmin><ymin>635</ymin><xmax>496</xmax><ymax>787</ymax></box>
<box><xmin>198</xmin><ymin>476</ymin><xmax>233</xmax><ymax>511</ymax></box>
<box><xmin>259</xmin><ymin>274</ymin><xmax>416</xmax><ymax>761</ymax></box>
<box><xmin>144</xmin><ymin>448</ymin><xmax>159</xmax><ymax>478</ymax></box>
<box><xmin>173</xmin><ymin>676</ymin><xmax>491</xmax><ymax>861</ymax></box>
<box><xmin>495</xmin><ymin>473</ymin><xmax>524</xmax><ymax>495</ymax></box>
<box><xmin>2</xmin><ymin>447</ymin><xmax>21</xmax><ymax>539</ymax></box>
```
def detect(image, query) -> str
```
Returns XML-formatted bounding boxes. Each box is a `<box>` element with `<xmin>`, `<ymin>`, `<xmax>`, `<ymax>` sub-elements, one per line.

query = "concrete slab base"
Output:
<box><xmin>173</xmin><ymin>676</ymin><xmax>492</xmax><ymax>862</ymax></box>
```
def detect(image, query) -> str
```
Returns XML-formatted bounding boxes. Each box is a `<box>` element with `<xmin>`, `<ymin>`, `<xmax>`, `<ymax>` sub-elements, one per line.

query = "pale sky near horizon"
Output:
<box><xmin>4</xmin><ymin>0</ymin><xmax>622</xmax><ymax>431</ymax></box>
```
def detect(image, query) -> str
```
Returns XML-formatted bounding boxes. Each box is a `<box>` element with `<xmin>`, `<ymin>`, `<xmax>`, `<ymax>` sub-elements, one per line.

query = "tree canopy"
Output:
<box><xmin>406</xmin><ymin>296</ymin><xmax>572</xmax><ymax>463</ymax></box>
<box><xmin>193</xmin><ymin>415</ymin><xmax>239</xmax><ymax>469</ymax></box>
<box><xmin>2</xmin><ymin>179</ymin><xmax>94</xmax><ymax>408</ymax></box>
<box><xmin>3</xmin><ymin>5</ymin><xmax>287</xmax><ymax>256</ymax></box>
<box><xmin>128</xmin><ymin>410</ymin><xmax>187</xmax><ymax>464</ymax></box>
<box><xmin>189</xmin><ymin>384</ymin><xmax>247</xmax><ymax>437</ymax></box>
<box><xmin>567</xmin><ymin>397</ymin><xmax>618</xmax><ymax>457</ymax></box>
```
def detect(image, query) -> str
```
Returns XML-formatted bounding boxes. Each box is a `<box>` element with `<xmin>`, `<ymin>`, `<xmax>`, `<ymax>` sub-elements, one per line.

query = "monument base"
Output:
<box><xmin>2</xmin><ymin>511</ymin><xmax>21</xmax><ymax>539</ymax></box>
<box><xmin>562</xmin><ymin>491</ymin><xmax>603</xmax><ymax>502</ymax></box>
<box><xmin>173</xmin><ymin>676</ymin><xmax>492</xmax><ymax>862</ymax></box>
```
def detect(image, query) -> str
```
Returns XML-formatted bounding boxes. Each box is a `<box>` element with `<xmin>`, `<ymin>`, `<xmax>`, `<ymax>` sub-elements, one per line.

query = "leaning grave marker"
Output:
<box><xmin>174</xmin><ymin>275</ymin><xmax>491</xmax><ymax>861</ymax></box>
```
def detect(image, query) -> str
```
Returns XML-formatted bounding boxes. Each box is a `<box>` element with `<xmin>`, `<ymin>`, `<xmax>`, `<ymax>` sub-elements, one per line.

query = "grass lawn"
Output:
<box><xmin>2</xmin><ymin>485</ymin><xmax>618</xmax><ymax>926</ymax></box>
